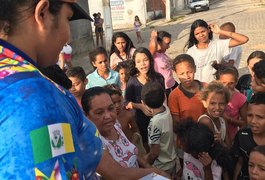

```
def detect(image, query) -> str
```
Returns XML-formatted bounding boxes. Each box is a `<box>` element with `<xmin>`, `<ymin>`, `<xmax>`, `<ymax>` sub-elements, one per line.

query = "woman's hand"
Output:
<box><xmin>209</xmin><ymin>24</ymin><xmax>220</xmax><ymax>34</ymax></box>
<box><xmin>140</xmin><ymin>103</ymin><xmax>153</xmax><ymax>117</ymax></box>
<box><xmin>199</xmin><ymin>152</ymin><xmax>212</xmax><ymax>167</ymax></box>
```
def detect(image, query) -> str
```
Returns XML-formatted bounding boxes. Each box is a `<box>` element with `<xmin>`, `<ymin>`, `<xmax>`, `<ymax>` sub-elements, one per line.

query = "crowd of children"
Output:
<box><xmin>61</xmin><ymin>19</ymin><xmax>265</xmax><ymax>180</ymax></box>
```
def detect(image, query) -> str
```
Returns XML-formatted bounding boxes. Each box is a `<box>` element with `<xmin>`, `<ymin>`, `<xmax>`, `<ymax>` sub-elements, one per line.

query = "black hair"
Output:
<box><xmin>89</xmin><ymin>47</ymin><xmax>108</xmax><ymax>68</ymax></box>
<box><xmin>130</xmin><ymin>47</ymin><xmax>164</xmax><ymax>85</ymax></box>
<box><xmin>214</xmin><ymin>65</ymin><xmax>239</xmax><ymax>81</ymax></box>
<box><xmin>251</xmin><ymin>145</ymin><xmax>265</xmax><ymax>156</ymax></box>
<box><xmin>253</xmin><ymin>60</ymin><xmax>265</xmax><ymax>82</ymax></box>
<box><xmin>157</xmin><ymin>31</ymin><xmax>171</xmax><ymax>43</ymax></box>
<box><xmin>66</xmin><ymin>66</ymin><xmax>86</xmax><ymax>81</ymax></box>
<box><xmin>247</xmin><ymin>51</ymin><xmax>265</xmax><ymax>65</ymax></box>
<box><xmin>141</xmin><ymin>81</ymin><xmax>165</xmax><ymax>109</ymax></box>
<box><xmin>81</xmin><ymin>87</ymin><xmax>109</xmax><ymax>115</ymax></box>
<box><xmin>249</xmin><ymin>92</ymin><xmax>265</xmax><ymax>105</ymax></box>
<box><xmin>104</xmin><ymin>84</ymin><xmax>122</xmax><ymax>97</ymax></box>
<box><xmin>175</xmin><ymin>119</ymin><xmax>234</xmax><ymax>179</ymax></box>
<box><xmin>110</xmin><ymin>32</ymin><xmax>135</xmax><ymax>61</ymax></box>
<box><xmin>40</xmin><ymin>64</ymin><xmax>72</xmax><ymax>90</ymax></box>
<box><xmin>201</xmin><ymin>81</ymin><xmax>230</xmax><ymax>103</ymax></box>
<box><xmin>114</xmin><ymin>61</ymin><xmax>130</xmax><ymax>83</ymax></box>
<box><xmin>220</xmin><ymin>22</ymin><xmax>236</xmax><ymax>32</ymax></box>
<box><xmin>0</xmin><ymin>0</ymin><xmax>63</xmax><ymax>35</ymax></box>
<box><xmin>185</xmin><ymin>19</ymin><xmax>213</xmax><ymax>49</ymax></box>
<box><xmin>172</xmin><ymin>54</ymin><xmax>196</xmax><ymax>71</ymax></box>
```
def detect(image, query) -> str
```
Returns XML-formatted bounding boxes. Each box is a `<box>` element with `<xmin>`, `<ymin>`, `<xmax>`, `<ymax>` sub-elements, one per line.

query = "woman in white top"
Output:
<box><xmin>185</xmin><ymin>19</ymin><xmax>248</xmax><ymax>83</ymax></box>
<box><xmin>110</xmin><ymin>32</ymin><xmax>136</xmax><ymax>70</ymax></box>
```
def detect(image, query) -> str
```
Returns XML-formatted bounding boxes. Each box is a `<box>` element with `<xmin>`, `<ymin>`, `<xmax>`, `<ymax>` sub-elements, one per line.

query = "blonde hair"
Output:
<box><xmin>201</xmin><ymin>81</ymin><xmax>230</xmax><ymax>103</ymax></box>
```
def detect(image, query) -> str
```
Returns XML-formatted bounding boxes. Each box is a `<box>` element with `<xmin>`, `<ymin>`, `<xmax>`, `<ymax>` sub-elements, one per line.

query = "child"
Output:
<box><xmin>168</xmin><ymin>54</ymin><xmax>206</xmax><ymax>127</ymax></box>
<box><xmin>185</xmin><ymin>19</ymin><xmax>248</xmax><ymax>82</ymax></box>
<box><xmin>232</xmin><ymin>93</ymin><xmax>265</xmax><ymax>179</ymax></box>
<box><xmin>236</xmin><ymin>51</ymin><xmax>265</xmax><ymax>101</ymax></box>
<box><xmin>114</xmin><ymin>61</ymin><xmax>130</xmax><ymax>97</ymax></box>
<box><xmin>125</xmin><ymin>47</ymin><xmax>164</xmax><ymax>152</ymax></box>
<box><xmin>248</xmin><ymin>145</ymin><xmax>265</xmax><ymax>180</ymax></box>
<box><xmin>86</xmin><ymin>47</ymin><xmax>120</xmax><ymax>89</ymax></box>
<box><xmin>104</xmin><ymin>84</ymin><xmax>146</xmax><ymax>156</ymax></box>
<box><xmin>149</xmin><ymin>30</ymin><xmax>178</xmax><ymax>97</ymax></box>
<box><xmin>66</xmin><ymin>66</ymin><xmax>88</xmax><ymax>107</ymax></box>
<box><xmin>134</xmin><ymin>15</ymin><xmax>144</xmax><ymax>43</ymax></box>
<box><xmin>251</xmin><ymin>59</ymin><xmax>265</xmax><ymax>93</ymax></box>
<box><xmin>219</xmin><ymin>22</ymin><xmax>242</xmax><ymax>68</ymax></box>
<box><xmin>199</xmin><ymin>81</ymin><xmax>231</xmax><ymax>147</ymax></box>
<box><xmin>141</xmin><ymin>81</ymin><xmax>176</xmax><ymax>177</ymax></box>
<box><xmin>175</xmin><ymin>119</ymin><xmax>234</xmax><ymax>180</ymax></box>
<box><xmin>215</xmin><ymin>65</ymin><xmax>247</xmax><ymax>140</ymax></box>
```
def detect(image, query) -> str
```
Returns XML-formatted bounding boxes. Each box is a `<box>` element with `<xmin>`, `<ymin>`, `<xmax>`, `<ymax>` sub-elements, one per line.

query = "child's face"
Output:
<box><xmin>175</xmin><ymin>61</ymin><xmax>195</xmax><ymax>87</ymax></box>
<box><xmin>251</xmin><ymin>75</ymin><xmax>265</xmax><ymax>93</ymax></box>
<box><xmin>219</xmin><ymin>74</ymin><xmax>237</xmax><ymax>91</ymax></box>
<box><xmin>247</xmin><ymin>103</ymin><xmax>265</xmax><ymax>135</ymax></box>
<box><xmin>134</xmin><ymin>53</ymin><xmax>150</xmax><ymax>75</ymax></box>
<box><xmin>114</xmin><ymin>37</ymin><xmax>127</xmax><ymax>53</ymax></box>
<box><xmin>203</xmin><ymin>92</ymin><xmax>226</xmax><ymax>119</ymax></box>
<box><xmin>111</xmin><ymin>94</ymin><xmax>123</xmax><ymax>115</ymax></box>
<box><xmin>194</xmin><ymin>26</ymin><xmax>210</xmax><ymax>44</ymax></box>
<box><xmin>248</xmin><ymin>57</ymin><xmax>262</xmax><ymax>77</ymax></box>
<box><xmin>92</xmin><ymin>53</ymin><xmax>109</xmax><ymax>73</ymax></box>
<box><xmin>119</xmin><ymin>68</ymin><xmax>126</xmax><ymax>82</ymax></box>
<box><xmin>249</xmin><ymin>151</ymin><xmax>265</xmax><ymax>180</ymax></box>
<box><xmin>69</xmin><ymin>76</ymin><xmax>87</xmax><ymax>98</ymax></box>
<box><xmin>158</xmin><ymin>37</ymin><xmax>171</xmax><ymax>53</ymax></box>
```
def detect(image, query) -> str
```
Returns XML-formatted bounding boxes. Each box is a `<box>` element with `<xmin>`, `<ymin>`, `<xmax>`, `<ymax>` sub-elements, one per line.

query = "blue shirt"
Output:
<box><xmin>86</xmin><ymin>69</ymin><xmax>120</xmax><ymax>89</ymax></box>
<box><xmin>0</xmin><ymin>39</ymin><xmax>102</xmax><ymax>179</ymax></box>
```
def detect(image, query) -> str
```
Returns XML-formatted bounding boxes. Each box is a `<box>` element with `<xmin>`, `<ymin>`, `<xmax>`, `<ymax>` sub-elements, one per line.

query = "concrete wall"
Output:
<box><xmin>70</xmin><ymin>0</ymin><xmax>95</xmax><ymax>56</ymax></box>
<box><xmin>88</xmin><ymin>0</ymin><xmax>147</xmax><ymax>30</ymax></box>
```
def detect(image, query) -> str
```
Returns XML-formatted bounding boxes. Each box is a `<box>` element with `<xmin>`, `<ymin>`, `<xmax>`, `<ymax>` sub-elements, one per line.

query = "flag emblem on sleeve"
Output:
<box><xmin>30</xmin><ymin>123</ymin><xmax>75</xmax><ymax>164</ymax></box>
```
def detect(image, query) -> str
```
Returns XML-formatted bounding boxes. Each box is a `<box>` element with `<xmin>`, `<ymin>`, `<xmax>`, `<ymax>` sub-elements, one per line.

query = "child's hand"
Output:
<box><xmin>209</xmin><ymin>24</ymin><xmax>220</xmax><ymax>34</ymax></box>
<box><xmin>150</xmin><ymin>30</ymin><xmax>157</xmax><ymax>39</ymax></box>
<box><xmin>198</xmin><ymin>152</ymin><xmax>212</xmax><ymax>167</ymax></box>
<box><xmin>126</xmin><ymin>102</ymin><xmax>133</xmax><ymax>110</ymax></box>
<box><xmin>214</xmin><ymin>131</ymin><xmax>222</xmax><ymax>143</ymax></box>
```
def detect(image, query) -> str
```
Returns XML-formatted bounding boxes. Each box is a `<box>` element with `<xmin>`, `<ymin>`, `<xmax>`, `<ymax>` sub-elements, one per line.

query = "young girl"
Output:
<box><xmin>110</xmin><ymin>32</ymin><xmax>136</xmax><ymax>70</ymax></box>
<box><xmin>86</xmin><ymin>47</ymin><xmax>120</xmax><ymax>89</ymax></box>
<box><xmin>134</xmin><ymin>15</ymin><xmax>144</xmax><ymax>43</ymax></box>
<box><xmin>125</xmin><ymin>47</ymin><xmax>164</xmax><ymax>151</ymax></box>
<box><xmin>215</xmin><ymin>66</ymin><xmax>247</xmax><ymax>141</ymax></box>
<box><xmin>248</xmin><ymin>145</ymin><xmax>265</xmax><ymax>180</ymax></box>
<box><xmin>104</xmin><ymin>84</ymin><xmax>146</xmax><ymax>156</ymax></box>
<box><xmin>236</xmin><ymin>51</ymin><xmax>265</xmax><ymax>101</ymax></box>
<box><xmin>168</xmin><ymin>54</ymin><xmax>206</xmax><ymax>127</ymax></box>
<box><xmin>199</xmin><ymin>81</ymin><xmax>231</xmax><ymax>147</ymax></box>
<box><xmin>175</xmin><ymin>119</ymin><xmax>234</xmax><ymax>180</ymax></box>
<box><xmin>149</xmin><ymin>30</ymin><xmax>178</xmax><ymax>97</ymax></box>
<box><xmin>115</xmin><ymin>61</ymin><xmax>130</xmax><ymax>97</ymax></box>
<box><xmin>185</xmin><ymin>19</ymin><xmax>249</xmax><ymax>83</ymax></box>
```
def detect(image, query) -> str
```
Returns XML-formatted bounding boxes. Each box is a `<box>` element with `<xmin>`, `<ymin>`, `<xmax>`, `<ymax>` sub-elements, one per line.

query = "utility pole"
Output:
<box><xmin>165</xmin><ymin>0</ymin><xmax>171</xmax><ymax>21</ymax></box>
<box><xmin>102</xmin><ymin>0</ymin><xmax>113</xmax><ymax>52</ymax></box>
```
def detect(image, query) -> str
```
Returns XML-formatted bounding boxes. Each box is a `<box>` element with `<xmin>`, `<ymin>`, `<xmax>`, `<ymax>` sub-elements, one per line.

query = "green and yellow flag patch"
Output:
<box><xmin>30</xmin><ymin>123</ymin><xmax>75</xmax><ymax>164</ymax></box>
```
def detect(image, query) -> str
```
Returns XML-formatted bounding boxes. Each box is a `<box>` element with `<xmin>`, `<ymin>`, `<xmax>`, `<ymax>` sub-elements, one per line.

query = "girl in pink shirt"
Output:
<box><xmin>215</xmin><ymin>65</ymin><xmax>247</xmax><ymax>140</ymax></box>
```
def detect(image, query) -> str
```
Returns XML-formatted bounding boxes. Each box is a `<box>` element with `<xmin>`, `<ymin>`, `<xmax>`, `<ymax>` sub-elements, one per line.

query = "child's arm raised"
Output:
<box><xmin>209</xmin><ymin>24</ymin><xmax>249</xmax><ymax>48</ymax></box>
<box><xmin>149</xmin><ymin>30</ymin><xmax>158</xmax><ymax>56</ymax></box>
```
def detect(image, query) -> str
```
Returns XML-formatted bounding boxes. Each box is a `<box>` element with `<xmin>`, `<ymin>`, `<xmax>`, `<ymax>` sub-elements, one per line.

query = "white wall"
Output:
<box><xmin>88</xmin><ymin>0</ymin><xmax>147</xmax><ymax>30</ymax></box>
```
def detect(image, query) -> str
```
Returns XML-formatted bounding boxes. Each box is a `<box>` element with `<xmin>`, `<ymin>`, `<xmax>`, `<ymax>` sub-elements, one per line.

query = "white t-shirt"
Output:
<box><xmin>183</xmin><ymin>152</ymin><xmax>222</xmax><ymax>180</ymax></box>
<box><xmin>186</xmin><ymin>39</ymin><xmax>230</xmax><ymax>82</ymax></box>
<box><xmin>148</xmin><ymin>105</ymin><xmax>176</xmax><ymax>171</ymax></box>
<box><xmin>222</xmin><ymin>46</ymin><xmax>242</xmax><ymax>68</ymax></box>
<box><xmin>61</xmin><ymin>44</ymin><xmax>72</xmax><ymax>55</ymax></box>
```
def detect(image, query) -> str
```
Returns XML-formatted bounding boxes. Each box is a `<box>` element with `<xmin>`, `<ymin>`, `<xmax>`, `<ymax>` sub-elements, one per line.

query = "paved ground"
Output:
<box><xmin>73</xmin><ymin>0</ymin><xmax>265</xmax><ymax>75</ymax></box>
